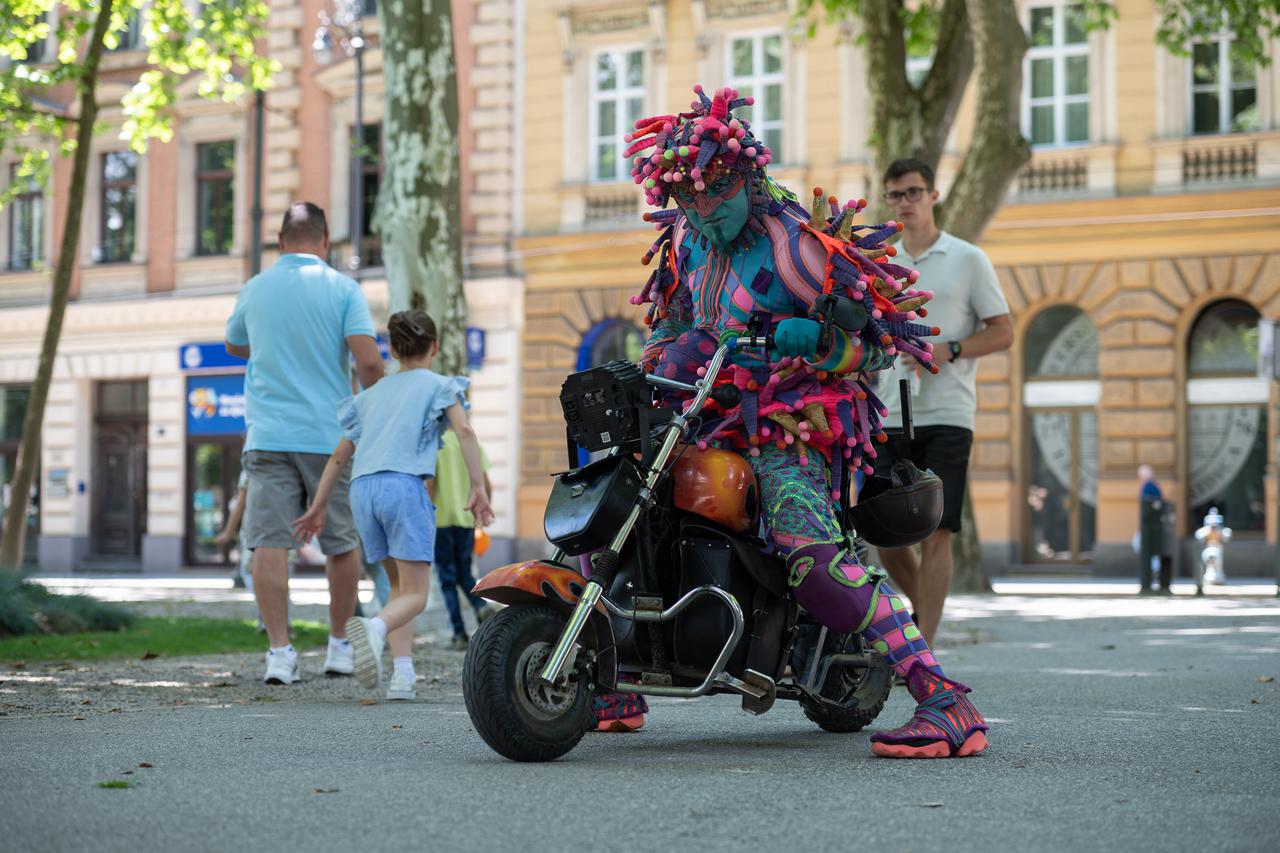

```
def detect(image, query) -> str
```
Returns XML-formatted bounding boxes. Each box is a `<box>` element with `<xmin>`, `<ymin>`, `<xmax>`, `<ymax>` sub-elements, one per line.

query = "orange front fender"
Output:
<box><xmin>473</xmin><ymin>560</ymin><xmax>607</xmax><ymax>615</ymax></box>
<box><xmin>473</xmin><ymin>560</ymin><xmax>618</xmax><ymax>691</ymax></box>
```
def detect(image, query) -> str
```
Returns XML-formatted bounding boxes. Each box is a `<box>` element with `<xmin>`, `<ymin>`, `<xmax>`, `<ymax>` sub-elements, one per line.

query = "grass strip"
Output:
<box><xmin>0</xmin><ymin>617</ymin><xmax>329</xmax><ymax>663</ymax></box>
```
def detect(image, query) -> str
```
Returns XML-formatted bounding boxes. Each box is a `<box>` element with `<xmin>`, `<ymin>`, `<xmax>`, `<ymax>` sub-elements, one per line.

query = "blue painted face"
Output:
<box><xmin>672</xmin><ymin>173</ymin><xmax>750</xmax><ymax>252</ymax></box>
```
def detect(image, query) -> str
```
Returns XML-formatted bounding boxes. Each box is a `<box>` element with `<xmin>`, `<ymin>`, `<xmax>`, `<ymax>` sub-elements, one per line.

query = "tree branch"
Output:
<box><xmin>916</xmin><ymin>0</ymin><xmax>972</xmax><ymax>165</ymax></box>
<box><xmin>937</xmin><ymin>0</ymin><xmax>1030</xmax><ymax>243</ymax></box>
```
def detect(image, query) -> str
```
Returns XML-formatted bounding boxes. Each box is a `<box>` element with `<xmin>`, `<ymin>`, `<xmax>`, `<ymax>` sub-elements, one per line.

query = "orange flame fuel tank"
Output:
<box><xmin>670</xmin><ymin>446</ymin><xmax>760</xmax><ymax>534</ymax></box>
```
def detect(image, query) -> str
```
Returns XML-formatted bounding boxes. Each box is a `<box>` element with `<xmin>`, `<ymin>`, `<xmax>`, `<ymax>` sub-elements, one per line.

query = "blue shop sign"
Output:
<box><xmin>180</xmin><ymin>342</ymin><xmax>247</xmax><ymax>372</ymax></box>
<box><xmin>186</xmin><ymin>374</ymin><xmax>246</xmax><ymax>436</ymax></box>
<box><xmin>467</xmin><ymin>327</ymin><xmax>485</xmax><ymax>369</ymax></box>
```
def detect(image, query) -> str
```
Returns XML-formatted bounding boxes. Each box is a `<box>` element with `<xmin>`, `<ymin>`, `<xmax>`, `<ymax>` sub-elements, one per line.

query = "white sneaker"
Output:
<box><xmin>345</xmin><ymin>616</ymin><xmax>384</xmax><ymax>689</ymax></box>
<box><xmin>263</xmin><ymin>649</ymin><xmax>299</xmax><ymax>685</ymax></box>
<box><xmin>386</xmin><ymin>671</ymin><xmax>417</xmax><ymax>701</ymax></box>
<box><xmin>324</xmin><ymin>642</ymin><xmax>354</xmax><ymax>677</ymax></box>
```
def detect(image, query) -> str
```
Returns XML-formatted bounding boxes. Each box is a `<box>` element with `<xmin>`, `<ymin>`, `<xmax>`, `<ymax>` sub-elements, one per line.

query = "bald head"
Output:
<box><xmin>279</xmin><ymin>202</ymin><xmax>329</xmax><ymax>256</ymax></box>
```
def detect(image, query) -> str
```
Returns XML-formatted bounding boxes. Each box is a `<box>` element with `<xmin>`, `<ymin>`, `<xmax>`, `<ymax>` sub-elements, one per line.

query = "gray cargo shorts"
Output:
<box><xmin>241</xmin><ymin>450</ymin><xmax>360</xmax><ymax>556</ymax></box>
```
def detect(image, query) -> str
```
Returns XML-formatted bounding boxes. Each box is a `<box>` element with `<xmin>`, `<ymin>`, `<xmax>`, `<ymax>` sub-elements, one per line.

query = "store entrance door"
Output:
<box><xmin>92</xmin><ymin>380</ymin><xmax>149</xmax><ymax>556</ymax></box>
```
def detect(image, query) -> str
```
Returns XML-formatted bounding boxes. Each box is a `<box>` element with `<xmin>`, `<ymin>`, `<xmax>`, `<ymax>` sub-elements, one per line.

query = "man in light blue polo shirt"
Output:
<box><xmin>226</xmin><ymin>202</ymin><xmax>385</xmax><ymax>685</ymax></box>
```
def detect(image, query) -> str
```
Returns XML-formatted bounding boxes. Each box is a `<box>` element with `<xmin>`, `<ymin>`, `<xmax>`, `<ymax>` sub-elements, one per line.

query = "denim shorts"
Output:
<box><xmin>350</xmin><ymin>472</ymin><xmax>437</xmax><ymax>563</ymax></box>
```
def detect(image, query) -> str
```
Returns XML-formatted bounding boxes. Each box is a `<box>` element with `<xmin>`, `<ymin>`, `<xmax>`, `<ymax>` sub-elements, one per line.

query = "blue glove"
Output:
<box><xmin>772</xmin><ymin>318</ymin><xmax>822</xmax><ymax>360</ymax></box>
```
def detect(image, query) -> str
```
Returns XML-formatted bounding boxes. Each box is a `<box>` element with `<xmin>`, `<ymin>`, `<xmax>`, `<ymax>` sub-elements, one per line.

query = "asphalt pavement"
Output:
<box><xmin>2</xmin><ymin>586</ymin><xmax>1278</xmax><ymax>853</ymax></box>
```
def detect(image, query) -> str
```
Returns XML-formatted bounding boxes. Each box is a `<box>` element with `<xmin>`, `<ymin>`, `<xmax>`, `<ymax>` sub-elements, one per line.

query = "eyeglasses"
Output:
<box><xmin>882</xmin><ymin>186</ymin><xmax>928</xmax><ymax>204</ymax></box>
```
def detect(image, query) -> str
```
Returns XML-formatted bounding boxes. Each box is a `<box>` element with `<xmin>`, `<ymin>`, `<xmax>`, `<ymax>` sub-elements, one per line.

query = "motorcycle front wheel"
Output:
<box><xmin>462</xmin><ymin>604</ymin><xmax>593</xmax><ymax>762</ymax></box>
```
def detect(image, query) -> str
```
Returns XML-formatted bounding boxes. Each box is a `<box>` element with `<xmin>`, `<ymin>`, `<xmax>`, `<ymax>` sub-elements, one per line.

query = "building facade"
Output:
<box><xmin>513</xmin><ymin>0</ymin><xmax>1280</xmax><ymax>575</ymax></box>
<box><xmin>0</xmin><ymin>0</ymin><xmax>525</xmax><ymax>572</ymax></box>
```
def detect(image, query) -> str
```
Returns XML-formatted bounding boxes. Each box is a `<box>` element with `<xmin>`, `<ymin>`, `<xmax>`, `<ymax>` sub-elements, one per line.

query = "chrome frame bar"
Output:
<box><xmin>539</xmin><ymin>344</ymin><xmax>738</xmax><ymax>686</ymax></box>
<box><xmin>599</xmin><ymin>585</ymin><xmax>745</xmax><ymax>698</ymax></box>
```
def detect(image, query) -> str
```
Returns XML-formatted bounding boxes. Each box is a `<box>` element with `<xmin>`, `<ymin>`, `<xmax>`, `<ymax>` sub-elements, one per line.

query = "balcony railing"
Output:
<box><xmin>1183</xmin><ymin>141</ymin><xmax>1256</xmax><ymax>184</ymax></box>
<box><xmin>583</xmin><ymin>192</ymin><xmax>639</xmax><ymax>228</ymax></box>
<box><xmin>1018</xmin><ymin>157</ymin><xmax>1089</xmax><ymax>195</ymax></box>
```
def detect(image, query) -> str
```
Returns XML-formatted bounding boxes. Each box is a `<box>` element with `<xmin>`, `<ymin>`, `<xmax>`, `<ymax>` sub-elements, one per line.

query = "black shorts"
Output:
<box><xmin>872</xmin><ymin>425</ymin><xmax>974</xmax><ymax>533</ymax></box>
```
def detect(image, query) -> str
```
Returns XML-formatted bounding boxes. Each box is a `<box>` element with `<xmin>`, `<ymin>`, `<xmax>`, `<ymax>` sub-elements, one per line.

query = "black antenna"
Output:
<box><xmin>898</xmin><ymin>378</ymin><xmax>914</xmax><ymax>442</ymax></box>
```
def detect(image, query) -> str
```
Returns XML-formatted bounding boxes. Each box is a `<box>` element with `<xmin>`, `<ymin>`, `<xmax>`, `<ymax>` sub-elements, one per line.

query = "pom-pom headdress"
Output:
<box><xmin>626</xmin><ymin>85</ymin><xmax>798</xmax><ymax>254</ymax></box>
<box><xmin>627</xmin><ymin>84</ymin><xmax>772</xmax><ymax>205</ymax></box>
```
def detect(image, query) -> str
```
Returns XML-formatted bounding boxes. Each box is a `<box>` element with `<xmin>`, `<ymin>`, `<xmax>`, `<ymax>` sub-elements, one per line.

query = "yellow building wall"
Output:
<box><xmin>515</xmin><ymin>0</ymin><xmax>1280</xmax><ymax>572</ymax></box>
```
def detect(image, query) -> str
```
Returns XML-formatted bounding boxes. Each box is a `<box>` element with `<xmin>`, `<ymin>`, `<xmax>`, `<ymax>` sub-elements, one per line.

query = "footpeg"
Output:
<box><xmin>739</xmin><ymin>668</ymin><xmax>776</xmax><ymax>715</ymax></box>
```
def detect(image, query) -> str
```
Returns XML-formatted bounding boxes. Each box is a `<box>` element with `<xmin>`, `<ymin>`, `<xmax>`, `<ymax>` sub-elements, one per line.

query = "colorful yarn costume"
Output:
<box><xmin>608</xmin><ymin>85</ymin><xmax>988</xmax><ymax>758</ymax></box>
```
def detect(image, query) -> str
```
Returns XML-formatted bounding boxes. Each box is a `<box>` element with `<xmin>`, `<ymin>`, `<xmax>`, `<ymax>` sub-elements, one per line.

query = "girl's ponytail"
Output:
<box><xmin>388</xmin><ymin>309</ymin><xmax>438</xmax><ymax>360</ymax></box>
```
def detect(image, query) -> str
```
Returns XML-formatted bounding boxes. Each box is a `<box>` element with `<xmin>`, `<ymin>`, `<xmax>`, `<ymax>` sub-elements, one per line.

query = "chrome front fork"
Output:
<box><xmin>538</xmin><ymin>346</ymin><xmax>734</xmax><ymax>688</ymax></box>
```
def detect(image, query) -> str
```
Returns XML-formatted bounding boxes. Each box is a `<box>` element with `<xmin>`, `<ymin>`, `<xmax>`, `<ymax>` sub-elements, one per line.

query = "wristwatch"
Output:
<box><xmin>948</xmin><ymin>340</ymin><xmax>963</xmax><ymax>363</ymax></box>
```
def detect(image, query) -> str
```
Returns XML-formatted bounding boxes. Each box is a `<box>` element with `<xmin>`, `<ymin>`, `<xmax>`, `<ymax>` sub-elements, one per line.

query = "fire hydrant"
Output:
<box><xmin>1194</xmin><ymin>507</ymin><xmax>1232</xmax><ymax>587</ymax></box>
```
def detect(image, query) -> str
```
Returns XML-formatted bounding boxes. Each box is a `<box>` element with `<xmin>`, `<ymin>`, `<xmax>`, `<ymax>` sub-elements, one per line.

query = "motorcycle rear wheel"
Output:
<box><xmin>799</xmin><ymin>633</ymin><xmax>893</xmax><ymax>733</ymax></box>
<box><xmin>463</xmin><ymin>604</ymin><xmax>593</xmax><ymax>762</ymax></box>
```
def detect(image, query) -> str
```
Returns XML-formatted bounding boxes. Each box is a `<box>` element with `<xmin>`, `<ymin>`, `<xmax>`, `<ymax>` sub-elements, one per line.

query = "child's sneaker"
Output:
<box><xmin>262</xmin><ymin>648</ymin><xmax>299</xmax><ymax>685</ymax></box>
<box><xmin>344</xmin><ymin>617</ymin><xmax>384</xmax><ymax>689</ymax></box>
<box><xmin>386</xmin><ymin>671</ymin><xmax>417</xmax><ymax>701</ymax></box>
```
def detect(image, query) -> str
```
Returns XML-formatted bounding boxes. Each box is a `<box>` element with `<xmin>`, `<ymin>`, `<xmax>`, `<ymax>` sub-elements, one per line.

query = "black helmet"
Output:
<box><xmin>845</xmin><ymin>459</ymin><xmax>943</xmax><ymax>548</ymax></box>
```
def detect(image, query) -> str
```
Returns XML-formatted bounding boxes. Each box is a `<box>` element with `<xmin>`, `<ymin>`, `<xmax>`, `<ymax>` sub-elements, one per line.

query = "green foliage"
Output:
<box><xmin>96</xmin><ymin>780</ymin><xmax>136</xmax><ymax>789</ymax></box>
<box><xmin>795</xmin><ymin>0</ymin><xmax>1273</xmax><ymax>71</ymax></box>
<box><xmin>0</xmin><ymin>572</ymin><xmax>136</xmax><ymax>636</ymax></box>
<box><xmin>1155</xmin><ymin>1</ymin><xmax>1280</xmax><ymax>66</ymax></box>
<box><xmin>0</xmin><ymin>0</ymin><xmax>277</xmax><ymax>207</ymax></box>
<box><xmin>0</xmin><ymin>614</ymin><xmax>331</xmax><ymax>661</ymax></box>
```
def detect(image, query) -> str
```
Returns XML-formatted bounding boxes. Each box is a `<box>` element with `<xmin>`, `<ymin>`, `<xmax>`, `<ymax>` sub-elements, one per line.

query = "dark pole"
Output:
<box><xmin>251</xmin><ymin>88</ymin><xmax>265</xmax><ymax>276</ymax></box>
<box><xmin>350</xmin><ymin>36</ymin><xmax>364</xmax><ymax>273</ymax></box>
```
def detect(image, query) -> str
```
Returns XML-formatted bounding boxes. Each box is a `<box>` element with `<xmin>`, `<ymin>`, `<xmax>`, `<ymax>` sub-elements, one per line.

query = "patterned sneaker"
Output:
<box><xmin>589</xmin><ymin>690</ymin><xmax>648</xmax><ymax>733</ymax></box>
<box><xmin>344</xmin><ymin>617</ymin><xmax>384</xmax><ymax>690</ymax></box>
<box><xmin>869</xmin><ymin>664</ymin><xmax>989</xmax><ymax>759</ymax></box>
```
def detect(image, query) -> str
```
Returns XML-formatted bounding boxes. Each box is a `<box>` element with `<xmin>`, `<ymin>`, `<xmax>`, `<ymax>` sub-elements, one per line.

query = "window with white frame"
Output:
<box><xmin>1190</xmin><ymin>33</ymin><xmax>1257</xmax><ymax>134</ymax></box>
<box><xmin>590</xmin><ymin>48</ymin><xmax>645</xmax><ymax>183</ymax></box>
<box><xmin>1023</xmin><ymin>3</ymin><xmax>1089</xmax><ymax>147</ymax></box>
<box><xmin>727</xmin><ymin>32</ymin><xmax>784</xmax><ymax>162</ymax></box>
<box><xmin>7</xmin><ymin>164</ymin><xmax>44</xmax><ymax>271</ymax></box>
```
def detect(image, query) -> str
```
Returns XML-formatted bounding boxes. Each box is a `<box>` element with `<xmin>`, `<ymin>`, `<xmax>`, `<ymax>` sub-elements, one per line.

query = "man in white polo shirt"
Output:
<box><xmin>874</xmin><ymin>159</ymin><xmax>1013</xmax><ymax>646</ymax></box>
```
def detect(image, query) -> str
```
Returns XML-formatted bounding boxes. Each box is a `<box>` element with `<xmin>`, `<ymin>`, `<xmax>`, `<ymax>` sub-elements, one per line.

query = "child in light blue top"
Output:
<box><xmin>293</xmin><ymin>310</ymin><xmax>493</xmax><ymax>700</ymax></box>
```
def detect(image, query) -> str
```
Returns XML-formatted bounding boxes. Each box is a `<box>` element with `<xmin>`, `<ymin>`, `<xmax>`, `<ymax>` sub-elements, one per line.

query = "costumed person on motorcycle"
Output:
<box><xmin>602</xmin><ymin>85</ymin><xmax>989</xmax><ymax>758</ymax></box>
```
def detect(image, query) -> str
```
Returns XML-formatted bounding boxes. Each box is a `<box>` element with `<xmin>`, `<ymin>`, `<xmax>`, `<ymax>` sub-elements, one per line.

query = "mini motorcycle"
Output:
<box><xmin>463</xmin><ymin>323</ymin><xmax>940</xmax><ymax>762</ymax></box>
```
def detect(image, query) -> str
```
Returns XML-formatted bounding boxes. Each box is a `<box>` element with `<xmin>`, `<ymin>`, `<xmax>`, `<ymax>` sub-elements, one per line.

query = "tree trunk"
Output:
<box><xmin>857</xmin><ymin>0</ymin><xmax>1030</xmax><ymax>592</ymax></box>
<box><xmin>0</xmin><ymin>0</ymin><xmax>114</xmax><ymax>571</ymax></box>
<box><xmin>375</xmin><ymin>0</ymin><xmax>468</xmax><ymax>376</ymax></box>
<box><xmin>935</xmin><ymin>0</ymin><xmax>1031</xmax><ymax>242</ymax></box>
<box><xmin>951</xmin><ymin>487</ymin><xmax>991</xmax><ymax>592</ymax></box>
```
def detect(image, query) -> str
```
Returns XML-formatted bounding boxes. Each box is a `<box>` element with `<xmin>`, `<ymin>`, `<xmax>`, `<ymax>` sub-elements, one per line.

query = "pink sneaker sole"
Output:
<box><xmin>871</xmin><ymin>730</ymin><xmax>989</xmax><ymax>759</ymax></box>
<box><xmin>594</xmin><ymin>714</ymin><xmax>646</xmax><ymax>733</ymax></box>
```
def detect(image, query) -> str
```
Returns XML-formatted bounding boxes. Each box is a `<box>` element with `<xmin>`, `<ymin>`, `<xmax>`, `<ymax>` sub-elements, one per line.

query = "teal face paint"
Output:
<box><xmin>673</xmin><ymin>173</ymin><xmax>750</xmax><ymax>252</ymax></box>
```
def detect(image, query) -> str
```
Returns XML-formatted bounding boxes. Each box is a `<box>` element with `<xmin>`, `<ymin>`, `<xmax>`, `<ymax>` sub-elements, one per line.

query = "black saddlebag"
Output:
<box><xmin>544</xmin><ymin>455</ymin><xmax>643</xmax><ymax>556</ymax></box>
<box><xmin>672</xmin><ymin>525</ymin><xmax>755</xmax><ymax>674</ymax></box>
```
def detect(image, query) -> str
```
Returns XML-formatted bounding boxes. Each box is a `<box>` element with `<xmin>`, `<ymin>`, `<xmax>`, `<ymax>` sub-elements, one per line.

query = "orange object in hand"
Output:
<box><xmin>474</xmin><ymin>528</ymin><xmax>490</xmax><ymax>557</ymax></box>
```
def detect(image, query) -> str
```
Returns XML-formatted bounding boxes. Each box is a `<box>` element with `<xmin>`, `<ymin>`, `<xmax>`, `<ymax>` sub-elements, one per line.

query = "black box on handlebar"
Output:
<box><xmin>558</xmin><ymin>360</ymin><xmax>650</xmax><ymax>453</ymax></box>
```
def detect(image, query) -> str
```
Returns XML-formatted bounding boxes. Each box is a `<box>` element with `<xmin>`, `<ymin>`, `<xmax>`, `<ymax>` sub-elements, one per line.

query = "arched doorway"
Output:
<box><xmin>1186</xmin><ymin>299</ymin><xmax>1267</xmax><ymax>534</ymax></box>
<box><xmin>576</xmin><ymin>318</ymin><xmax>645</xmax><ymax>372</ymax></box>
<box><xmin>1022</xmin><ymin>305</ymin><xmax>1099</xmax><ymax>563</ymax></box>
<box><xmin>573</xmin><ymin>319</ymin><xmax>646</xmax><ymax>466</ymax></box>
